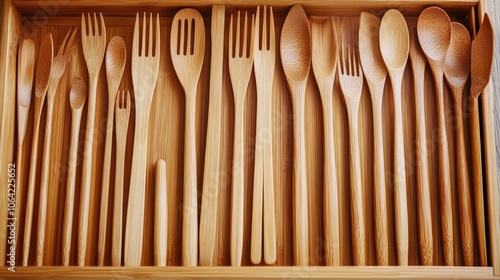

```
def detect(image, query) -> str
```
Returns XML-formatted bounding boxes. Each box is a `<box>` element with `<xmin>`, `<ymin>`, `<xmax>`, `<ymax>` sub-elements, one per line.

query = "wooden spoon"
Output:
<box><xmin>98</xmin><ymin>35</ymin><xmax>126</xmax><ymax>266</ymax></box>
<box><xmin>310</xmin><ymin>15</ymin><xmax>340</xmax><ymax>266</ymax></box>
<box><xmin>444</xmin><ymin>22</ymin><xmax>474</xmax><ymax>266</ymax></box>
<box><xmin>16</xmin><ymin>38</ymin><xmax>35</xmax><ymax>261</ymax></box>
<box><xmin>408</xmin><ymin>20</ymin><xmax>433</xmax><ymax>266</ymax></box>
<box><xmin>470</xmin><ymin>14</ymin><xmax>494</xmax><ymax>267</ymax></box>
<box><xmin>23</xmin><ymin>33</ymin><xmax>53</xmax><ymax>266</ymax></box>
<box><xmin>417</xmin><ymin>6</ymin><xmax>454</xmax><ymax>266</ymax></box>
<box><xmin>359</xmin><ymin>12</ymin><xmax>388</xmax><ymax>266</ymax></box>
<box><xmin>280</xmin><ymin>4</ymin><xmax>311</xmax><ymax>266</ymax></box>
<box><xmin>380</xmin><ymin>9</ymin><xmax>409</xmax><ymax>266</ymax></box>
<box><xmin>62</xmin><ymin>76</ymin><xmax>87</xmax><ymax>266</ymax></box>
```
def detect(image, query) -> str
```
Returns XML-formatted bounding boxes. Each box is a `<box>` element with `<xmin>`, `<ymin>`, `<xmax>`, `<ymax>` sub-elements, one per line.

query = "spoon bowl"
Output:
<box><xmin>380</xmin><ymin>9</ymin><xmax>409</xmax><ymax>70</ymax></box>
<box><xmin>471</xmin><ymin>14</ymin><xmax>494</xmax><ymax>98</ymax></box>
<box><xmin>359</xmin><ymin>12</ymin><xmax>386</xmax><ymax>83</ymax></box>
<box><xmin>417</xmin><ymin>7</ymin><xmax>451</xmax><ymax>64</ymax></box>
<box><xmin>311</xmin><ymin>16</ymin><xmax>336</xmax><ymax>77</ymax></box>
<box><xmin>70</xmin><ymin>76</ymin><xmax>87</xmax><ymax>110</ymax></box>
<box><xmin>444</xmin><ymin>22</ymin><xmax>471</xmax><ymax>89</ymax></box>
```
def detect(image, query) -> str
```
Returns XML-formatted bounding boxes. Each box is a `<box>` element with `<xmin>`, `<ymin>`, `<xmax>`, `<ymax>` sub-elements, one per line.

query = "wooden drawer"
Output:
<box><xmin>0</xmin><ymin>0</ymin><xmax>498</xmax><ymax>278</ymax></box>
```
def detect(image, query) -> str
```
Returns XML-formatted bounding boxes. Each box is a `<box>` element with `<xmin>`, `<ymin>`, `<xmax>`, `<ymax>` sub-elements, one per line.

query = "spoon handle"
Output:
<box><xmin>290</xmin><ymin>85</ymin><xmax>309</xmax><ymax>266</ymax></box>
<box><xmin>155</xmin><ymin>159</ymin><xmax>168</xmax><ymax>266</ymax></box>
<box><xmin>470</xmin><ymin>96</ymin><xmax>487</xmax><ymax>266</ymax></box>
<box><xmin>62</xmin><ymin>110</ymin><xmax>83</xmax><ymax>266</ymax></box>
<box><xmin>251</xmin><ymin>91</ymin><xmax>264</xmax><ymax>264</ymax></box>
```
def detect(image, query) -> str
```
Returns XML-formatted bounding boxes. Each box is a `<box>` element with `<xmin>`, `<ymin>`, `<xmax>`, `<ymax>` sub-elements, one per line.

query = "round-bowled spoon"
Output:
<box><xmin>380</xmin><ymin>9</ymin><xmax>409</xmax><ymax>266</ymax></box>
<box><xmin>359</xmin><ymin>12</ymin><xmax>389</xmax><ymax>266</ymax></box>
<box><xmin>23</xmin><ymin>33</ymin><xmax>53</xmax><ymax>266</ymax></box>
<box><xmin>98</xmin><ymin>35</ymin><xmax>126</xmax><ymax>266</ymax></box>
<box><xmin>280</xmin><ymin>4</ymin><xmax>311</xmax><ymax>266</ymax></box>
<box><xmin>311</xmin><ymin>15</ymin><xmax>340</xmax><ymax>267</ymax></box>
<box><xmin>470</xmin><ymin>14</ymin><xmax>494</xmax><ymax>267</ymax></box>
<box><xmin>417</xmin><ymin>6</ymin><xmax>454</xmax><ymax>266</ymax></box>
<box><xmin>62</xmin><ymin>76</ymin><xmax>87</xmax><ymax>266</ymax></box>
<box><xmin>444</xmin><ymin>22</ymin><xmax>474</xmax><ymax>266</ymax></box>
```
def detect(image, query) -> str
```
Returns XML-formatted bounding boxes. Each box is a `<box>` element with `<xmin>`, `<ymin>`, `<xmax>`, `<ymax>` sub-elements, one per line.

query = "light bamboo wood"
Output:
<box><xmin>79</xmin><ymin>12</ymin><xmax>106</xmax><ymax>266</ymax></box>
<box><xmin>338</xmin><ymin>43</ymin><xmax>366</xmax><ymax>266</ymax></box>
<box><xmin>155</xmin><ymin>159</ymin><xmax>168</xmax><ymax>266</ymax></box>
<box><xmin>281</xmin><ymin>4</ymin><xmax>311</xmax><ymax>266</ymax></box>
<box><xmin>112</xmin><ymin>90</ymin><xmax>131</xmax><ymax>267</ymax></box>
<box><xmin>170</xmin><ymin>9</ymin><xmax>205</xmax><ymax>266</ymax></box>
<box><xmin>408</xmin><ymin>21</ymin><xmax>433</xmax><ymax>266</ymax></box>
<box><xmin>62</xmin><ymin>76</ymin><xmax>87</xmax><ymax>267</ymax></box>
<box><xmin>470</xmin><ymin>12</ymin><xmax>493</xmax><ymax>268</ymax></box>
<box><xmin>444</xmin><ymin>22</ymin><xmax>474</xmax><ymax>266</ymax></box>
<box><xmin>417</xmin><ymin>7</ymin><xmax>454</xmax><ymax>266</ymax></box>
<box><xmin>199</xmin><ymin>4</ymin><xmax>224</xmax><ymax>267</ymax></box>
<box><xmin>228</xmin><ymin>10</ymin><xmax>254</xmax><ymax>267</ymax></box>
<box><xmin>37</xmin><ymin>28</ymin><xmax>76</xmax><ymax>266</ymax></box>
<box><xmin>358</xmin><ymin>12</ymin><xmax>388</xmax><ymax>266</ymax></box>
<box><xmin>15</xmin><ymin>38</ymin><xmax>35</xmax><ymax>264</ymax></box>
<box><xmin>23</xmin><ymin>33</ymin><xmax>53</xmax><ymax>266</ymax></box>
<box><xmin>380</xmin><ymin>9</ymin><xmax>409</xmax><ymax>266</ymax></box>
<box><xmin>124</xmin><ymin>12</ymin><xmax>160</xmax><ymax>267</ymax></box>
<box><xmin>98</xmin><ymin>35</ymin><xmax>126</xmax><ymax>266</ymax></box>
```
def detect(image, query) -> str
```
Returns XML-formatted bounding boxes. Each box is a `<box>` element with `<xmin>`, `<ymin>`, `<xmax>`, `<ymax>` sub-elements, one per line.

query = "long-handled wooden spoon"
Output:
<box><xmin>470</xmin><ymin>14</ymin><xmax>494</xmax><ymax>267</ymax></box>
<box><xmin>359</xmin><ymin>12</ymin><xmax>388</xmax><ymax>266</ymax></box>
<box><xmin>380</xmin><ymin>9</ymin><xmax>410</xmax><ymax>266</ymax></box>
<box><xmin>280</xmin><ymin>4</ymin><xmax>311</xmax><ymax>266</ymax></box>
<box><xmin>444</xmin><ymin>22</ymin><xmax>474</xmax><ymax>266</ymax></box>
<box><xmin>23</xmin><ymin>33</ymin><xmax>53</xmax><ymax>266</ymax></box>
<box><xmin>408</xmin><ymin>20</ymin><xmax>433</xmax><ymax>266</ymax></box>
<box><xmin>16</xmin><ymin>38</ymin><xmax>35</xmax><ymax>261</ymax></box>
<box><xmin>62</xmin><ymin>76</ymin><xmax>87</xmax><ymax>266</ymax></box>
<box><xmin>417</xmin><ymin>7</ymin><xmax>454</xmax><ymax>266</ymax></box>
<box><xmin>311</xmin><ymin>15</ymin><xmax>340</xmax><ymax>266</ymax></box>
<box><xmin>98</xmin><ymin>35</ymin><xmax>126</xmax><ymax>266</ymax></box>
<box><xmin>170</xmin><ymin>9</ymin><xmax>205</xmax><ymax>266</ymax></box>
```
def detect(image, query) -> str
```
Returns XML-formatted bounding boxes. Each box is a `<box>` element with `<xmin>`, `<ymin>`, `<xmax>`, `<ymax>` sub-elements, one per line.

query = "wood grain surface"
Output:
<box><xmin>0</xmin><ymin>0</ymin><xmax>499</xmax><ymax>277</ymax></box>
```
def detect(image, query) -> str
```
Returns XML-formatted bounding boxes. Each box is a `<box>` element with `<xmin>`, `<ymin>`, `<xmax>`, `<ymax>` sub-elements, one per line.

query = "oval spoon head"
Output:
<box><xmin>106</xmin><ymin>36</ymin><xmax>127</xmax><ymax>97</ymax></box>
<box><xmin>18</xmin><ymin>38</ymin><xmax>36</xmax><ymax>108</ymax></box>
<box><xmin>311</xmin><ymin>16</ymin><xmax>336</xmax><ymax>78</ymax></box>
<box><xmin>417</xmin><ymin>7</ymin><xmax>451</xmax><ymax>64</ymax></box>
<box><xmin>70</xmin><ymin>76</ymin><xmax>87</xmax><ymax>110</ymax></box>
<box><xmin>444</xmin><ymin>22</ymin><xmax>471</xmax><ymax>89</ymax></box>
<box><xmin>35</xmin><ymin>33</ymin><xmax>53</xmax><ymax>99</ymax></box>
<box><xmin>379</xmin><ymin>9</ymin><xmax>409</xmax><ymax>71</ymax></box>
<box><xmin>280</xmin><ymin>4</ymin><xmax>311</xmax><ymax>83</ymax></box>
<box><xmin>471</xmin><ymin>14</ymin><xmax>494</xmax><ymax>98</ymax></box>
<box><xmin>359</xmin><ymin>12</ymin><xmax>387</xmax><ymax>83</ymax></box>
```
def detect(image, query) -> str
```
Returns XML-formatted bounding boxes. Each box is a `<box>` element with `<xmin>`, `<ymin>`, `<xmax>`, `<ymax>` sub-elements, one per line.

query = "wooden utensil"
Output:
<box><xmin>470</xmin><ymin>14</ymin><xmax>494</xmax><ymax>267</ymax></box>
<box><xmin>37</xmin><ymin>28</ymin><xmax>77</xmax><ymax>266</ymax></box>
<box><xmin>338</xmin><ymin>42</ymin><xmax>366</xmax><ymax>266</ymax></box>
<box><xmin>24</xmin><ymin>33</ymin><xmax>53</xmax><ymax>266</ymax></box>
<box><xmin>155</xmin><ymin>159</ymin><xmax>167</xmax><ymax>266</ymax></box>
<box><xmin>444</xmin><ymin>22</ymin><xmax>474</xmax><ymax>266</ymax></box>
<box><xmin>408</xmin><ymin>21</ymin><xmax>433</xmax><ymax>266</ymax></box>
<box><xmin>311</xmin><ymin>15</ymin><xmax>340</xmax><ymax>267</ymax></box>
<box><xmin>112</xmin><ymin>90</ymin><xmax>131</xmax><ymax>266</ymax></box>
<box><xmin>228</xmin><ymin>10</ymin><xmax>254</xmax><ymax>267</ymax></box>
<box><xmin>199</xmin><ymin>5</ymin><xmax>224</xmax><ymax>266</ymax></box>
<box><xmin>280</xmin><ymin>4</ymin><xmax>311</xmax><ymax>266</ymax></box>
<box><xmin>380</xmin><ymin>9</ymin><xmax>410</xmax><ymax>266</ymax></box>
<box><xmin>79</xmin><ymin>12</ymin><xmax>106</xmax><ymax>266</ymax></box>
<box><xmin>62</xmin><ymin>76</ymin><xmax>87</xmax><ymax>266</ymax></box>
<box><xmin>359</xmin><ymin>12</ymin><xmax>388</xmax><ymax>266</ymax></box>
<box><xmin>16</xmin><ymin>38</ymin><xmax>35</xmax><ymax>261</ymax></box>
<box><xmin>170</xmin><ymin>9</ymin><xmax>205</xmax><ymax>266</ymax></box>
<box><xmin>125</xmin><ymin>13</ymin><xmax>160</xmax><ymax>267</ymax></box>
<box><xmin>98</xmin><ymin>35</ymin><xmax>126</xmax><ymax>266</ymax></box>
<box><xmin>417</xmin><ymin>6</ymin><xmax>454</xmax><ymax>266</ymax></box>
<box><xmin>251</xmin><ymin>5</ymin><xmax>276</xmax><ymax>265</ymax></box>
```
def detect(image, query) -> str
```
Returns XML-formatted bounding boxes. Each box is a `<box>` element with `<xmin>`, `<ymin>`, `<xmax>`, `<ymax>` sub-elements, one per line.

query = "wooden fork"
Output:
<box><xmin>124</xmin><ymin>13</ymin><xmax>160</xmax><ymax>267</ymax></box>
<box><xmin>228</xmin><ymin>10</ymin><xmax>254</xmax><ymax>267</ymax></box>
<box><xmin>112</xmin><ymin>90</ymin><xmax>131</xmax><ymax>266</ymax></box>
<box><xmin>338</xmin><ymin>44</ymin><xmax>366</xmax><ymax>266</ymax></box>
<box><xmin>79</xmin><ymin>12</ymin><xmax>106</xmax><ymax>266</ymax></box>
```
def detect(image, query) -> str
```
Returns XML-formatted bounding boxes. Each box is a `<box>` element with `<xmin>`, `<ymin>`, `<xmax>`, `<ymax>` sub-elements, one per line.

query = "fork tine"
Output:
<box><xmin>250</xmin><ymin>13</ymin><xmax>255</xmax><ymax>58</ymax></box>
<box><xmin>81</xmin><ymin>14</ymin><xmax>86</xmax><ymax>36</ymax></box>
<box><xmin>187</xmin><ymin>17</ymin><xmax>193</xmax><ymax>55</ymax></box>
<box><xmin>57</xmin><ymin>29</ymin><xmax>72</xmax><ymax>56</ymax></box>
<box><xmin>254</xmin><ymin>6</ymin><xmax>260</xmax><ymax>51</ymax></box>
<box><xmin>229</xmin><ymin>14</ymin><xmax>234</xmax><ymax>58</ymax></box>
<box><xmin>148</xmin><ymin>13</ymin><xmax>153</xmax><ymax>57</ymax></box>
<box><xmin>87</xmin><ymin>13</ymin><xmax>93</xmax><ymax>35</ymax></box>
<box><xmin>155</xmin><ymin>14</ymin><xmax>160</xmax><ymax>57</ymax></box>
<box><xmin>242</xmin><ymin>12</ymin><xmax>247</xmax><ymax>58</ymax></box>
<box><xmin>236</xmin><ymin>11</ymin><xmax>241</xmax><ymax>57</ymax></box>
<box><xmin>262</xmin><ymin>6</ymin><xmax>267</xmax><ymax>50</ymax></box>
<box><xmin>141</xmin><ymin>12</ymin><xmax>146</xmax><ymax>56</ymax></box>
<box><xmin>93</xmin><ymin>13</ymin><xmax>99</xmax><ymax>36</ymax></box>
<box><xmin>64</xmin><ymin>28</ymin><xmax>78</xmax><ymax>56</ymax></box>
<box><xmin>269</xmin><ymin>7</ymin><xmax>275</xmax><ymax>51</ymax></box>
<box><xmin>133</xmin><ymin>13</ymin><xmax>139</xmax><ymax>57</ymax></box>
<box><xmin>126</xmin><ymin>90</ymin><xmax>131</xmax><ymax>110</ymax></box>
<box><xmin>99</xmin><ymin>13</ymin><xmax>105</xmax><ymax>37</ymax></box>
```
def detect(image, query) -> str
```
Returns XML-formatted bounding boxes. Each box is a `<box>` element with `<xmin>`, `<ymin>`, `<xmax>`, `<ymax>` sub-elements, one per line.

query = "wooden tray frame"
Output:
<box><xmin>0</xmin><ymin>0</ymin><xmax>499</xmax><ymax>278</ymax></box>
